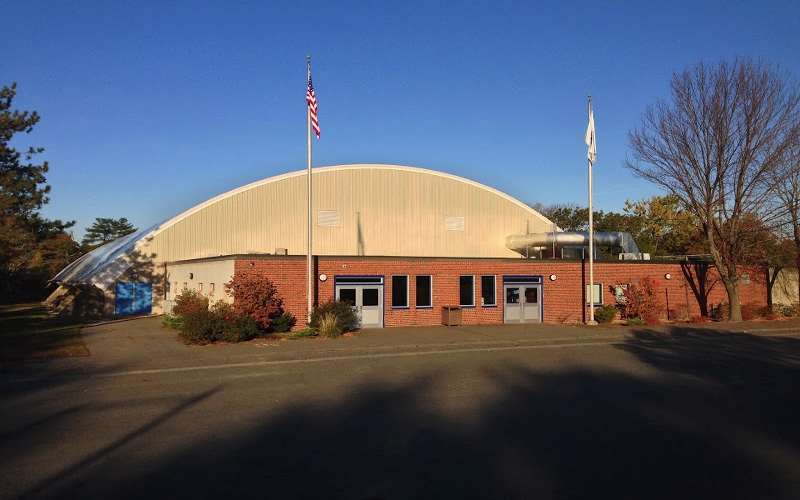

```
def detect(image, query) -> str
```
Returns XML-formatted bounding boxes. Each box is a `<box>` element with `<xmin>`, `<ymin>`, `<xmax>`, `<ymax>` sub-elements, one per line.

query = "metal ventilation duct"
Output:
<box><xmin>505</xmin><ymin>231</ymin><xmax>642</xmax><ymax>257</ymax></box>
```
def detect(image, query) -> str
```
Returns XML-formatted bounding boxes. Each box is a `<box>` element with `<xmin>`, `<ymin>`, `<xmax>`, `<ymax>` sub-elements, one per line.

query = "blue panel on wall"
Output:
<box><xmin>116</xmin><ymin>282</ymin><xmax>134</xmax><ymax>315</ymax></box>
<box><xmin>116</xmin><ymin>282</ymin><xmax>152</xmax><ymax>316</ymax></box>
<box><xmin>133</xmin><ymin>282</ymin><xmax>152</xmax><ymax>315</ymax></box>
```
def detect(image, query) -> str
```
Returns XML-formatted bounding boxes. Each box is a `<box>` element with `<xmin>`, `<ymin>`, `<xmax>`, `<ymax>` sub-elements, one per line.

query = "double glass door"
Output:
<box><xmin>336</xmin><ymin>285</ymin><xmax>383</xmax><ymax>328</ymax></box>
<box><xmin>503</xmin><ymin>284</ymin><xmax>541</xmax><ymax>323</ymax></box>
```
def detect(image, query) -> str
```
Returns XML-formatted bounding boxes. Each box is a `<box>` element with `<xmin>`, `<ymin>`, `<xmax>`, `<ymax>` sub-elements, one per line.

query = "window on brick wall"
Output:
<box><xmin>392</xmin><ymin>275</ymin><xmax>409</xmax><ymax>308</ymax></box>
<box><xmin>416</xmin><ymin>275</ymin><xmax>432</xmax><ymax>308</ymax></box>
<box><xmin>460</xmin><ymin>275</ymin><xmax>475</xmax><ymax>307</ymax></box>
<box><xmin>481</xmin><ymin>275</ymin><xmax>496</xmax><ymax>306</ymax></box>
<box><xmin>586</xmin><ymin>283</ymin><xmax>603</xmax><ymax>306</ymax></box>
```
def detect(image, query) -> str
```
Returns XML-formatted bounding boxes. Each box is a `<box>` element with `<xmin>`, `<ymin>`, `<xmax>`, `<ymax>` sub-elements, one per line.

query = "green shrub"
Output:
<box><xmin>310</xmin><ymin>301</ymin><xmax>358</xmax><ymax>333</ymax></box>
<box><xmin>625</xmin><ymin>317</ymin><xmax>645</xmax><ymax>326</ymax></box>
<box><xmin>268</xmin><ymin>312</ymin><xmax>296</xmax><ymax>333</ymax></box>
<box><xmin>594</xmin><ymin>305</ymin><xmax>618</xmax><ymax>323</ymax></box>
<box><xmin>161</xmin><ymin>313</ymin><xmax>184</xmax><ymax>330</ymax></box>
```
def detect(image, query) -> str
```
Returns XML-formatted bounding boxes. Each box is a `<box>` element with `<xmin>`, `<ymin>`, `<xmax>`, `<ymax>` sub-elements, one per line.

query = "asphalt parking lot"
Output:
<box><xmin>3</xmin><ymin>317</ymin><xmax>800</xmax><ymax>499</ymax></box>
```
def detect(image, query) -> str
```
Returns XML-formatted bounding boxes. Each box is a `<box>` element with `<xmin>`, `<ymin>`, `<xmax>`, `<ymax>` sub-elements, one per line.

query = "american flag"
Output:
<box><xmin>307</xmin><ymin>74</ymin><xmax>320</xmax><ymax>138</ymax></box>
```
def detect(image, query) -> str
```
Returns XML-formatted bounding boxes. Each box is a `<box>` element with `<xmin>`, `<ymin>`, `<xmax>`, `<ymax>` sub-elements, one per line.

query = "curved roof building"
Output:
<box><xmin>49</xmin><ymin>164</ymin><xmax>553</xmax><ymax>318</ymax></box>
<box><xmin>48</xmin><ymin>163</ymin><xmax>762</xmax><ymax>326</ymax></box>
<box><xmin>55</xmin><ymin>164</ymin><xmax>553</xmax><ymax>285</ymax></box>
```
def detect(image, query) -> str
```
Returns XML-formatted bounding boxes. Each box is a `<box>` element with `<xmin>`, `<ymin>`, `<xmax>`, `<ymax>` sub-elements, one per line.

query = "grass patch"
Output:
<box><xmin>0</xmin><ymin>303</ymin><xmax>89</xmax><ymax>361</ymax></box>
<box><xmin>283</xmin><ymin>328</ymin><xmax>317</xmax><ymax>340</ymax></box>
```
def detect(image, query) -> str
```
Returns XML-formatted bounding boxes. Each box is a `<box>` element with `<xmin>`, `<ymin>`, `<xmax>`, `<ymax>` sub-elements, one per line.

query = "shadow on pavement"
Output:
<box><xmin>10</xmin><ymin>330</ymin><xmax>799</xmax><ymax>499</ymax></box>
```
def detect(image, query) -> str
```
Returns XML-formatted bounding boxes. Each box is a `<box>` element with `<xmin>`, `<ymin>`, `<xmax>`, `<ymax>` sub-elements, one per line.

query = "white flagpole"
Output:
<box><xmin>587</xmin><ymin>95</ymin><xmax>597</xmax><ymax>325</ymax></box>
<box><xmin>306</xmin><ymin>56</ymin><xmax>313</xmax><ymax>324</ymax></box>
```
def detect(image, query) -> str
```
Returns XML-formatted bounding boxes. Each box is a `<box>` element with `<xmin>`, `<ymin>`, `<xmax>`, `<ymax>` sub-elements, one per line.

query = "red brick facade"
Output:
<box><xmin>234</xmin><ymin>256</ymin><xmax>768</xmax><ymax>327</ymax></box>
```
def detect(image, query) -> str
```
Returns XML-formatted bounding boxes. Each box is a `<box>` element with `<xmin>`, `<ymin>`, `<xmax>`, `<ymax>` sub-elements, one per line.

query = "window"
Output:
<box><xmin>182</xmin><ymin>282</ymin><xmax>188</xmax><ymax>291</ymax></box>
<box><xmin>586</xmin><ymin>283</ymin><xmax>603</xmax><ymax>305</ymax></box>
<box><xmin>481</xmin><ymin>275</ymin><xmax>496</xmax><ymax>306</ymax></box>
<box><xmin>209</xmin><ymin>283</ymin><xmax>215</xmax><ymax>296</ymax></box>
<box><xmin>416</xmin><ymin>275</ymin><xmax>432</xmax><ymax>308</ymax></box>
<box><xmin>392</xmin><ymin>275</ymin><xmax>409</xmax><ymax>308</ymax></box>
<box><xmin>459</xmin><ymin>275</ymin><xmax>475</xmax><ymax>307</ymax></box>
<box><xmin>198</xmin><ymin>283</ymin><xmax>203</xmax><ymax>292</ymax></box>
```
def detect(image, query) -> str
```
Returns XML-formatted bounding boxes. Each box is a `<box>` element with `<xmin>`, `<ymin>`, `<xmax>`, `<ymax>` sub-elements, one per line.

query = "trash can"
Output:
<box><xmin>442</xmin><ymin>305</ymin><xmax>462</xmax><ymax>326</ymax></box>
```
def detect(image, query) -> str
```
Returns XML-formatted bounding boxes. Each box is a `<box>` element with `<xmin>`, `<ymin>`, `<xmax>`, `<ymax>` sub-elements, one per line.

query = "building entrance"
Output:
<box><xmin>503</xmin><ymin>276</ymin><xmax>542</xmax><ymax>323</ymax></box>
<box><xmin>334</xmin><ymin>276</ymin><xmax>384</xmax><ymax>328</ymax></box>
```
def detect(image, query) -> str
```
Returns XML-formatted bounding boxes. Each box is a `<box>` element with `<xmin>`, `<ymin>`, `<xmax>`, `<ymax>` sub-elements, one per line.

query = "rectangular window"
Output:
<box><xmin>459</xmin><ymin>275</ymin><xmax>475</xmax><ymax>307</ymax></box>
<box><xmin>586</xmin><ymin>283</ymin><xmax>603</xmax><ymax>305</ymax></box>
<box><xmin>481</xmin><ymin>275</ymin><xmax>496</xmax><ymax>306</ymax></box>
<box><xmin>416</xmin><ymin>275</ymin><xmax>432</xmax><ymax>308</ymax></box>
<box><xmin>209</xmin><ymin>283</ymin><xmax>215</xmax><ymax>296</ymax></box>
<box><xmin>392</xmin><ymin>275</ymin><xmax>409</xmax><ymax>308</ymax></box>
<box><xmin>182</xmin><ymin>282</ymin><xmax>188</xmax><ymax>291</ymax></box>
<box><xmin>198</xmin><ymin>283</ymin><xmax>203</xmax><ymax>292</ymax></box>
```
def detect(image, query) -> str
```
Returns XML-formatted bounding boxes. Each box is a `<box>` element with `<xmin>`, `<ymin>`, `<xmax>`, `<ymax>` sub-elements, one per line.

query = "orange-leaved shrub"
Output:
<box><xmin>225</xmin><ymin>273</ymin><xmax>293</xmax><ymax>332</ymax></box>
<box><xmin>623</xmin><ymin>276</ymin><xmax>663</xmax><ymax>321</ymax></box>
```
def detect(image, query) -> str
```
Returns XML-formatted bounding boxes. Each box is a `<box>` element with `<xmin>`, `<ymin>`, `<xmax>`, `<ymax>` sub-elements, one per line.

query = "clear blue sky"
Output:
<box><xmin>4</xmin><ymin>1</ymin><xmax>800</xmax><ymax>240</ymax></box>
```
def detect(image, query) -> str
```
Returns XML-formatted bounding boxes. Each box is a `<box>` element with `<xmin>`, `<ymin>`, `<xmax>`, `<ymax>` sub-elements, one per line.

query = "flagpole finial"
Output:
<box><xmin>307</xmin><ymin>55</ymin><xmax>311</xmax><ymax>60</ymax></box>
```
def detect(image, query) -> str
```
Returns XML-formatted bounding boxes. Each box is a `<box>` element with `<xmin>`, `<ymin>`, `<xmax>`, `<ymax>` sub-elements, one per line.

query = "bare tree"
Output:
<box><xmin>771</xmin><ymin>144</ymin><xmax>800</xmax><ymax>303</ymax></box>
<box><xmin>625</xmin><ymin>58</ymin><xmax>800</xmax><ymax>320</ymax></box>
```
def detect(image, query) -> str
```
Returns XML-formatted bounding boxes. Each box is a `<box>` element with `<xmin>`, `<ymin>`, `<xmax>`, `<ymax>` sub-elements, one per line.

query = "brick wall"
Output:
<box><xmin>233</xmin><ymin>256</ymin><xmax>768</xmax><ymax>327</ymax></box>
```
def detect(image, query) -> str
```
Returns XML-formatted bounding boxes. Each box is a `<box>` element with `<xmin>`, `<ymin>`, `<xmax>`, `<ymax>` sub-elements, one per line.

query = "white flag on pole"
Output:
<box><xmin>585</xmin><ymin>109</ymin><xmax>596</xmax><ymax>164</ymax></box>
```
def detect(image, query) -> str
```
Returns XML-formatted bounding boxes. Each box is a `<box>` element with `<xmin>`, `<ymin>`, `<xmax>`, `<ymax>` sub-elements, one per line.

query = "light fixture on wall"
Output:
<box><xmin>549</xmin><ymin>274</ymin><xmax>557</xmax><ymax>281</ymax></box>
<box><xmin>319</xmin><ymin>274</ymin><xmax>328</xmax><ymax>282</ymax></box>
<box><xmin>131</xmin><ymin>273</ymin><xmax>139</xmax><ymax>279</ymax></box>
<box><xmin>664</xmin><ymin>273</ymin><xmax>672</xmax><ymax>280</ymax></box>
<box><xmin>249</xmin><ymin>261</ymin><xmax>255</xmax><ymax>267</ymax></box>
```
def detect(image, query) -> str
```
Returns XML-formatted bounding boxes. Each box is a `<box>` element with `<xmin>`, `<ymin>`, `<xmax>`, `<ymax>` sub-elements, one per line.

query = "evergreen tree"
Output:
<box><xmin>0</xmin><ymin>83</ymin><xmax>76</xmax><ymax>301</ymax></box>
<box><xmin>82</xmin><ymin>217</ymin><xmax>138</xmax><ymax>249</ymax></box>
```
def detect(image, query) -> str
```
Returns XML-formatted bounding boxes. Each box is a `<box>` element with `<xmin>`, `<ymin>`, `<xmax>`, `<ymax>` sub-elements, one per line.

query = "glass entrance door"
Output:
<box><xmin>336</xmin><ymin>285</ymin><xmax>383</xmax><ymax>328</ymax></box>
<box><xmin>503</xmin><ymin>277</ymin><xmax>542</xmax><ymax>323</ymax></box>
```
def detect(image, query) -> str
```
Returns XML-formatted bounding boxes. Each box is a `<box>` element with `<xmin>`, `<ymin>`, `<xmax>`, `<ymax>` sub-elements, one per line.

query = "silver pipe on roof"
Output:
<box><xmin>505</xmin><ymin>231</ymin><xmax>641</xmax><ymax>255</ymax></box>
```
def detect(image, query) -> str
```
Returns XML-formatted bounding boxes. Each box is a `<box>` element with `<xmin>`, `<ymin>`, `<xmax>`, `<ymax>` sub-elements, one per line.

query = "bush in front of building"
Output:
<box><xmin>622</xmin><ymin>276</ymin><xmax>664</xmax><ymax>321</ymax></box>
<box><xmin>225</xmin><ymin>273</ymin><xmax>287</xmax><ymax>331</ymax></box>
<box><xmin>172</xmin><ymin>289</ymin><xmax>210</xmax><ymax>318</ymax></box>
<box><xmin>594</xmin><ymin>305</ymin><xmax>618</xmax><ymax>324</ymax></box>
<box><xmin>310</xmin><ymin>300</ymin><xmax>358</xmax><ymax>335</ymax></box>
<box><xmin>268</xmin><ymin>312</ymin><xmax>296</xmax><ymax>333</ymax></box>
<box><xmin>165</xmin><ymin>289</ymin><xmax>260</xmax><ymax>344</ymax></box>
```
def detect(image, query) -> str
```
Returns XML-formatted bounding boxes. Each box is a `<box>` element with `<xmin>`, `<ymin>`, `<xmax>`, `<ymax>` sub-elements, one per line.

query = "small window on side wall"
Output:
<box><xmin>392</xmin><ymin>275</ymin><xmax>409</xmax><ymax>308</ymax></box>
<box><xmin>481</xmin><ymin>275</ymin><xmax>496</xmax><ymax>306</ymax></box>
<box><xmin>460</xmin><ymin>275</ymin><xmax>475</xmax><ymax>307</ymax></box>
<box><xmin>416</xmin><ymin>275</ymin><xmax>432</xmax><ymax>308</ymax></box>
<box><xmin>586</xmin><ymin>283</ymin><xmax>603</xmax><ymax>306</ymax></box>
